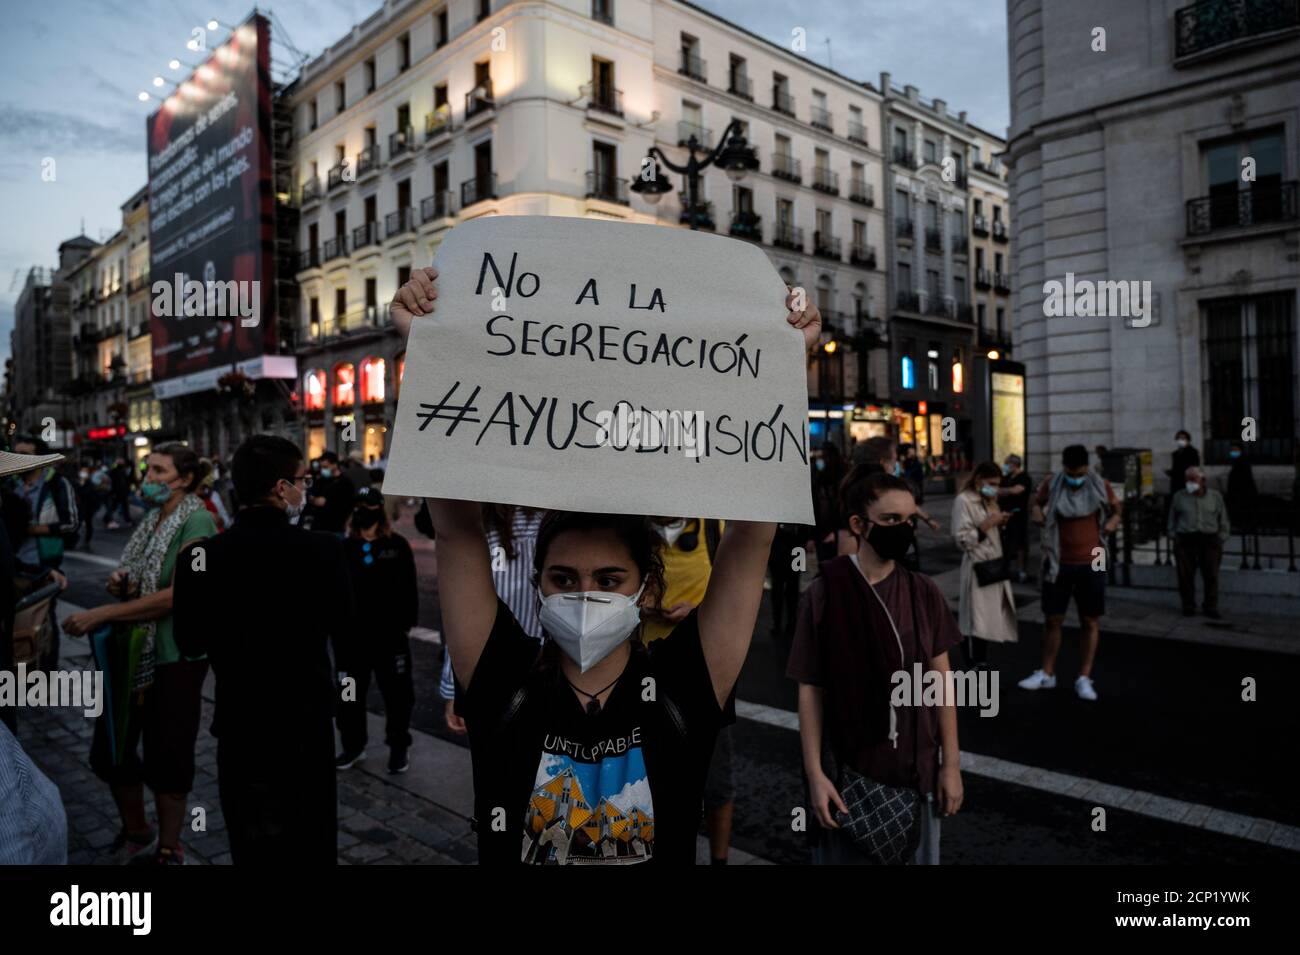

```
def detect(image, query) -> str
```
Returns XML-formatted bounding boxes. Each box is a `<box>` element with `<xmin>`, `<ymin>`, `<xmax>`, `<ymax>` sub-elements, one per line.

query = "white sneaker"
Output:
<box><xmin>1017</xmin><ymin>669</ymin><xmax>1057</xmax><ymax>690</ymax></box>
<box><xmin>1075</xmin><ymin>676</ymin><xmax>1098</xmax><ymax>701</ymax></box>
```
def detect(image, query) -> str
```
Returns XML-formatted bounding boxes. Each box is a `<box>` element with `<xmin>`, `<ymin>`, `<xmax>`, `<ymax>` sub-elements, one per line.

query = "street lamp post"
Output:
<box><xmin>629</xmin><ymin>119</ymin><xmax>759</xmax><ymax>229</ymax></box>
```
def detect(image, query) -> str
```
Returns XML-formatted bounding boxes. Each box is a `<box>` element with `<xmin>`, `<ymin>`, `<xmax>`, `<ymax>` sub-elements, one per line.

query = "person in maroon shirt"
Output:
<box><xmin>788</xmin><ymin>468</ymin><xmax>964</xmax><ymax>865</ymax></box>
<box><xmin>1020</xmin><ymin>444</ymin><xmax>1120</xmax><ymax>701</ymax></box>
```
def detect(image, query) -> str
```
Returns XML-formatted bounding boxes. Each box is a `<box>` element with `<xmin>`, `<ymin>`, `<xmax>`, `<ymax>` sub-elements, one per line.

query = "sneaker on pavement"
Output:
<box><xmin>388</xmin><ymin>747</ymin><xmax>410</xmax><ymax>775</ymax></box>
<box><xmin>335</xmin><ymin>749</ymin><xmax>366</xmax><ymax>770</ymax></box>
<box><xmin>1017</xmin><ymin>669</ymin><xmax>1057</xmax><ymax>690</ymax></box>
<box><xmin>110</xmin><ymin>828</ymin><xmax>156</xmax><ymax>864</ymax></box>
<box><xmin>1075</xmin><ymin>675</ymin><xmax>1098</xmax><ymax>701</ymax></box>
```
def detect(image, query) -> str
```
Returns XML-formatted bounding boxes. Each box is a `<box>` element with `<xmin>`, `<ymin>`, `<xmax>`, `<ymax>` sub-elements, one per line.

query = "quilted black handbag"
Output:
<box><xmin>834</xmin><ymin>767</ymin><xmax>922</xmax><ymax>865</ymax></box>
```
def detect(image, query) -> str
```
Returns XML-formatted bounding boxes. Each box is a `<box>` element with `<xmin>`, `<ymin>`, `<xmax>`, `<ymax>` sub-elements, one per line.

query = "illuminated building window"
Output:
<box><xmin>304</xmin><ymin>369</ymin><xmax>326</xmax><ymax>411</ymax></box>
<box><xmin>952</xmin><ymin>361</ymin><xmax>964</xmax><ymax>393</ymax></box>
<box><xmin>333</xmin><ymin>363</ymin><xmax>356</xmax><ymax>406</ymax></box>
<box><xmin>901</xmin><ymin>356</ymin><xmax>915</xmax><ymax>390</ymax></box>
<box><xmin>360</xmin><ymin>356</ymin><xmax>386</xmax><ymax>404</ymax></box>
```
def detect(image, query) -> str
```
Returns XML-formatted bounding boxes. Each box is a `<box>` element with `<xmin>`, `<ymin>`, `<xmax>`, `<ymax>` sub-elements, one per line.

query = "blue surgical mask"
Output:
<box><xmin>1001</xmin><ymin>464</ymin><xmax>1011</xmax><ymax>476</ymax></box>
<box><xmin>1064</xmin><ymin>475</ymin><xmax>1086</xmax><ymax>489</ymax></box>
<box><xmin>1229</xmin><ymin>450</ymin><xmax>1241</xmax><ymax>460</ymax></box>
<box><xmin>140</xmin><ymin>481</ymin><xmax>172</xmax><ymax>505</ymax></box>
<box><xmin>980</xmin><ymin>484</ymin><xmax>998</xmax><ymax>499</ymax></box>
<box><xmin>893</xmin><ymin>461</ymin><xmax>902</xmax><ymax>477</ymax></box>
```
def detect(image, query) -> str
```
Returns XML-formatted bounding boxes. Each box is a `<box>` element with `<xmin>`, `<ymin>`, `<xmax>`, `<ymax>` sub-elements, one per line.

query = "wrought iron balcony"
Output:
<box><xmin>924</xmin><ymin>227</ymin><xmax>943</xmax><ymax>252</ymax></box>
<box><xmin>677</xmin><ymin>196</ymin><xmax>715</xmax><ymax>230</ymax></box>
<box><xmin>850</xmin><ymin>243</ymin><xmax>877</xmax><ymax>268</ymax></box>
<box><xmin>301</xmin><ymin>176</ymin><xmax>322</xmax><ymax>204</ymax></box>
<box><xmin>323</xmin><ymin>235</ymin><xmax>349</xmax><ymax>261</ymax></box>
<box><xmin>892</xmin><ymin>146</ymin><xmax>917</xmax><ymax>169</ymax></box>
<box><xmin>352</xmin><ymin>222</ymin><xmax>380</xmax><ymax>250</ymax></box>
<box><xmin>952</xmin><ymin>235</ymin><xmax>969</xmax><ymax>256</ymax></box>
<box><xmin>729</xmin><ymin>210</ymin><xmax>762</xmax><ymax>241</ymax></box>
<box><xmin>465</xmin><ymin>82</ymin><xmax>495</xmax><ymax>118</ymax></box>
<box><xmin>811</xmin><ymin>167</ymin><xmax>839</xmax><ymax>195</ymax></box>
<box><xmin>994</xmin><ymin>272</ymin><xmax>1012</xmax><ymax>292</ymax></box>
<box><xmin>1185</xmin><ymin>181</ymin><xmax>1298</xmax><ymax>235</ymax></box>
<box><xmin>586</xmin><ymin>171</ymin><xmax>629</xmax><ymax>204</ymax></box>
<box><xmin>771</xmin><ymin>152</ymin><xmax>801</xmax><ymax>182</ymax></box>
<box><xmin>420</xmin><ymin>191</ymin><xmax>455</xmax><ymax>222</ymax></box>
<box><xmin>584</xmin><ymin>82</ymin><xmax>623</xmax><ymax>116</ymax></box>
<box><xmin>389</xmin><ymin>127</ymin><xmax>415</xmax><ymax>159</ymax></box>
<box><xmin>356</xmin><ymin>144</ymin><xmax>381</xmax><ymax>176</ymax></box>
<box><xmin>385</xmin><ymin>208</ymin><xmax>416</xmax><ymax>238</ymax></box>
<box><xmin>813</xmin><ymin>232</ymin><xmax>842</xmax><ymax>260</ymax></box>
<box><xmin>810</xmin><ymin>106</ymin><xmax>833</xmax><ymax>132</ymax></box>
<box><xmin>678</xmin><ymin>121</ymin><xmax>711</xmax><ymax>147</ymax></box>
<box><xmin>461</xmin><ymin>173</ymin><xmax>497</xmax><ymax>207</ymax></box>
<box><xmin>847</xmin><ymin>121</ymin><xmax>868</xmax><ymax>145</ymax></box>
<box><xmin>592</xmin><ymin>1</ymin><xmax>614</xmax><ymax>26</ymax></box>
<box><xmin>972</xmin><ymin>214</ymin><xmax>989</xmax><ymax>236</ymax></box>
<box><xmin>976</xmin><ymin>267</ymin><xmax>993</xmax><ymax>289</ymax></box>
<box><xmin>1174</xmin><ymin>0</ymin><xmax>1300</xmax><ymax>60</ymax></box>
<box><xmin>772</xmin><ymin>224</ymin><xmax>804</xmax><ymax>251</ymax></box>
<box><xmin>727</xmin><ymin>73</ymin><xmax>753</xmax><ymax>100</ymax></box>
<box><xmin>298</xmin><ymin>247</ymin><xmax>321</xmax><ymax>270</ymax></box>
<box><xmin>327</xmin><ymin>162</ymin><xmax>350</xmax><ymax>190</ymax></box>
<box><xmin>896</xmin><ymin>290</ymin><xmax>920</xmax><ymax>312</ymax></box>
<box><xmin>896</xmin><ymin>218</ymin><xmax>915</xmax><ymax>240</ymax></box>
<box><xmin>772</xmin><ymin>88</ymin><xmax>795</xmax><ymax>117</ymax></box>
<box><xmin>849</xmin><ymin>180</ymin><xmax>873</xmax><ymax>205</ymax></box>
<box><xmin>992</xmin><ymin>220</ymin><xmax>1009</xmax><ymax>242</ymax></box>
<box><xmin>679</xmin><ymin>50</ymin><xmax>707</xmax><ymax>82</ymax></box>
<box><xmin>425</xmin><ymin>105</ymin><xmax>453</xmax><ymax>140</ymax></box>
<box><xmin>924</xmin><ymin>296</ymin><xmax>955</xmax><ymax>318</ymax></box>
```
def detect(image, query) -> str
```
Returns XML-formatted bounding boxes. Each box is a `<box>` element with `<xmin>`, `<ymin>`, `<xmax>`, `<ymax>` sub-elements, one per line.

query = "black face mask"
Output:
<box><xmin>864</xmin><ymin>519</ymin><xmax>915</xmax><ymax>562</ymax></box>
<box><xmin>352</xmin><ymin>507</ymin><xmax>382</xmax><ymax>530</ymax></box>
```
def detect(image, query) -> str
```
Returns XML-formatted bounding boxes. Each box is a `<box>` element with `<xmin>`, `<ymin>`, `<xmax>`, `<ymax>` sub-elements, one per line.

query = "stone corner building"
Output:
<box><xmin>1005</xmin><ymin>0</ymin><xmax>1300</xmax><ymax>491</ymax></box>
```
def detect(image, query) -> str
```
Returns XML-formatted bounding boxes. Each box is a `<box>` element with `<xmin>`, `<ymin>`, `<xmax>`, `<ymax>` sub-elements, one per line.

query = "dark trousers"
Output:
<box><xmin>1174</xmin><ymin>533</ymin><xmax>1222</xmax><ymax>613</ymax></box>
<box><xmin>217</xmin><ymin>731</ymin><xmax>337</xmax><ymax>866</ymax></box>
<box><xmin>335</xmin><ymin>630</ymin><xmax>414</xmax><ymax>755</ymax></box>
<box><xmin>767</xmin><ymin>551</ymin><xmax>802</xmax><ymax>638</ymax></box>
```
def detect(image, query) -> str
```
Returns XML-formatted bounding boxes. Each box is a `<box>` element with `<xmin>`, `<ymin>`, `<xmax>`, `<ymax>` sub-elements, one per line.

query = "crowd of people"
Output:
<box><xmin>0</xmin><ymin>267</ymin><xmax>1279</xmax><ymax>868</ymax></box>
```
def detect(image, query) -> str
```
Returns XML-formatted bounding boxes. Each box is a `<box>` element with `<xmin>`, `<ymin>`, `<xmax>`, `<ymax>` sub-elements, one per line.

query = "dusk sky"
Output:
<box><xmin>0</xmin><ymin>0</ymin><xmax>1009</xmax><ymax>368</ymax></box>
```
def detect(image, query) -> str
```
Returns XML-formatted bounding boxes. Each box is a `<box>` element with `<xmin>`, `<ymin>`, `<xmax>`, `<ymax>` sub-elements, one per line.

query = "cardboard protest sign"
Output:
<box><xmin>383</xmin><ymin>215</ymin><xmax>815</xmax><ymax>523</ymax></box>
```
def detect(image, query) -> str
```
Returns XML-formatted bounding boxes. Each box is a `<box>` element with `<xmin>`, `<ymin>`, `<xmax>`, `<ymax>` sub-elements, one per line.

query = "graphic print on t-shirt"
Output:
<box><xmin>522</xmin><ymin>731</ymin><xmax>654</xmax><ymax>865</ymax></box>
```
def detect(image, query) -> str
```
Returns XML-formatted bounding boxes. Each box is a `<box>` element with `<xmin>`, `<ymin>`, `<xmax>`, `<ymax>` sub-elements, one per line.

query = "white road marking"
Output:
<box><xmin>735</xmin><ymin>698</ymin><xmax>1300</xmax><ymax>853</ymax></box>
<box><xmin>61</xmin><ymin>552</ymin><xmax>119</xmax><ymax>569</ymax></box>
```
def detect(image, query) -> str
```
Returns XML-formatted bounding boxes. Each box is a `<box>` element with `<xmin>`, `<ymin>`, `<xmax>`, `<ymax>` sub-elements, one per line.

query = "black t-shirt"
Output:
<box><xmin>342</xmin><ymin>532</ymin><xmax>418</xmax><ymax>634</ymax></box>
<box><xmin>463</xmin><ymin>599</ymin><xmax>733</xmax><ymax>865</ymax></box>
<box><xmin>305</xmin><ymin>474</ymin><xmax>355</xmax><ymax>533</ymax></box>
<box><xmin>1001</xmin><ymin>470</ymin><xmax>1033</xmax><ymax>533</ymax></box>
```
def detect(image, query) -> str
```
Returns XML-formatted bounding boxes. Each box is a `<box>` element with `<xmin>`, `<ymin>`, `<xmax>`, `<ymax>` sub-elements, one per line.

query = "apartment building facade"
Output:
<box><xmin>288</xmin><ymin>0</ymin><xmax>888</xmax><ymax>461</ymax></box>
<box><xmin>1007</xmin><ymin>0</ymin><xmax>1300</xmax><ymax>488</ymax></box>
<box><xmin>968</xmin><ymin>127</ymin><xmax>1013</xmax><ymax>362</ymax></box>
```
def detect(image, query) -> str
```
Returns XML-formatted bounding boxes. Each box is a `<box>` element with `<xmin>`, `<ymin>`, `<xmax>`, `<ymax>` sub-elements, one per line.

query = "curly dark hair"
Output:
<box><xmin>533</xmin><ymin>511</ymin><xmax>666</xmax><ymax>614</ymax></box>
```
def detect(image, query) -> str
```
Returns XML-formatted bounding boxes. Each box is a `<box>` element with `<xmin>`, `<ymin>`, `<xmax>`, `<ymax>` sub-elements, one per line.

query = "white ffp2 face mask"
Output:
<box><xmin>539</xmin><ymin>584</ymin><xmax>646</xmax><ymax>673</ymax></box>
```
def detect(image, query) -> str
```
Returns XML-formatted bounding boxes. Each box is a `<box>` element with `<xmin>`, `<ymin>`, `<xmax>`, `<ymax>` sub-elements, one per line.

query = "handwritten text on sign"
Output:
<box><xmin>383</xmin><ymin>216</ymin><xmax>814</xmax><ymax>523</ymax></box>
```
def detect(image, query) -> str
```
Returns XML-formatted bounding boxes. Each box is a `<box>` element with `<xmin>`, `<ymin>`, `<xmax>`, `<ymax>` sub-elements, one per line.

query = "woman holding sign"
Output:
<box><xmin>392</xmin><ymin>269</ymin><xmax>819</xmax><ymax>865</ymax></box>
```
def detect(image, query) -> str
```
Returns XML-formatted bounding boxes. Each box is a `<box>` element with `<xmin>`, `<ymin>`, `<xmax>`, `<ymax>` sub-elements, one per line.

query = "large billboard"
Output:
<box><xmin>146</xmin><ymin>14</ymin><xmax>279</xmax><ymax>396</ymax></box>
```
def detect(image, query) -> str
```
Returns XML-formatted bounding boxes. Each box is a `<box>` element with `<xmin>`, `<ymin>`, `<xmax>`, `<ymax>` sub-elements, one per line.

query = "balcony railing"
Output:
<box><xmin>992</xmin><ymin>220</ymin><xmax>1009</xmax><ymax>242</ymax></box>
<box><xmin>729</xmin><ymin>211</ymin><xmax>762</xmax><ymax>241</ymax></box>
<box><xmin>811</xmin><ymin>167</ymin><xmax>839</xmax><ymax>195</ymax></box>
<box><xmin>299</xmin><ymin>247</ymin><xmax>321</xmax><ymax>271</ymax></box>
<box><xmin>389</xmin><ymin>127</ymin><xmax>415</xmax><ymax>159</ymax></box>
<box><xmin>772</xmin><ymin>224</ymin><xmax>803</xmax><ymax>251</ymax></box>
<box><xmin>461</xmin><ymin>173</ymin><xmax>497</xmax><ymax>207</ymax></box>
<box><xmin>973</xmin><ymin>159</ymin><xmax>1005</xmax><ymax>177</ymax></box>
<box><xmin>425</xmin><ymin>105</ymin><xmax>453</xmax><ymax>140</ymax></box>
<box><xmin>896</xmin><ymin>218</ymin><xmax>914</xmax><ymax>240</ymax></box>
<box><xmin>586</xmin><ymin>171</ymin><xmax>629</xmax><ymax>204</ymax></box>
<box><xmin>924</xmin><ymin>296</ymin><xmax>955</xmax><ymax>319</ymax></box>
<box><xmin>849</xmin><ymin>180</ymin><xmax>873</xmax><ymax>205</ymax></box>
<box><xmin>892</xmin><ymin>146</ymin><xmax>917</xmax><ymax>169</ymax></box>
<box><xmin>385</xmin><ymin>208</ymin><xmax>416</xmax><ymax>238</ymax></box>
<box><xmin>771</xmin><ymin>152</ymin><xmax>801</xmax><ymax>182</ymax></box>
<box><xmin>584</xmin><ymin>82</ymin><xmax>623</xmax><ymax>116</ymax></box>
<box><xmin>972</xmin><ymin>214</ymin><xmax>989</xmax><ymax>236</ymax></box>
<box><xmin>352</xmin><ymin>222</ymin><xmax>380</xmax><ymax>250</ymax></box>
<box><xmin>678</xmin><ymin>121</ymin><xmax>711</xmax><ymax>146</ymax></box>
<box><xmin>813</xmin><ymin>232</ymin><xmax>842</xmax><ymax>260</ymax></box>
<box><xmin>994</xmin><ymin>272</ymin><xmax>1012</xmax><ymax>292</ymax></box>
<box><xmin>302</xmin><ymin>176</ymin><xmax>323</xmax><ymax>204</ymax></box>
<box><xmin>323</xmin><ymin>236</ymin><xmax>349</xmax><ymax>261</ymax></box>
<box><xmin>679</xmin><ymin>50</ymin><xmax>707</xmax><ymax>82</ymax></box>
<box><xmin>924</xmin><ymin>227</ymin><xmax>943</xmax><ymax>252</ymax></box>
<box><xmin>772</xmin><ymin>88</ymin><xmax>795</xmax><ymax>116</ymax></box>
<box><xmin>810</xmin><ymin>106</ymin><xmax>833</xmax><ymax>132</ymax></box>
<box><xmin>850</xmin><ymin>243</ymin><xmax>877</xmax><ymax>268</ymax></box>
<box><xmin>727</xmin><ymin>73</ymin><xmax>753</xmax><ymax>100</ymax></box>
<box><xmin>896</xmin><ymin>291</ymin><xmax>920</xmax><ymax>312</ymax></box>
<box><xmin>356</xmin><ymin>144</ymin><xmax>381</xmax><ymax>176</ymax></box>
<box><xmin>465</xmin><ymin>82</ymin><xmax>495</xmax><ymax>118</ymax></box>
<box><xmin>420</xmin><ymin>191</ymin><xmax>455</xmax><ymax>223</ymax></box>
<box><xmin>1185</xmin><ymin>181</ymin><xmax>1298</xmax><ymax>235</ymax></box>
<box><xmin>677</xmin><ymin>195</ymin><xmax>715</xmax><ymax>230</ymax></box>
<box><xmin>1174</xmin><ymin>0</ymin><xmax>1300</xmax><ymax>59</ymax></box>
<box><xmin>126</xmin><ymin>274</ymin><xmax>148</xmax><ymax>294</ymax></box>
<box><xmin>592</xmin><ymin>1</ymin><xmax>614</xmax><ymax>26</ymax></box>
<box><xmin>952</xmin><ymin>234</ymin><xmax>969</xmax><ymax>255</ymax></box>
<box><xmin>847</xmin><ymin>121</ymin><xmax>868</xmax><ymax>145</ymax></box>
<box><xmin>976</xmin><ymin>268</ymin><xmax>993</xmax><ymax>289</ymax></box>
<box><xmin>327</xmin><ymin>162</ymin><xmax>350</xmax><ymax>190</ymax></box>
